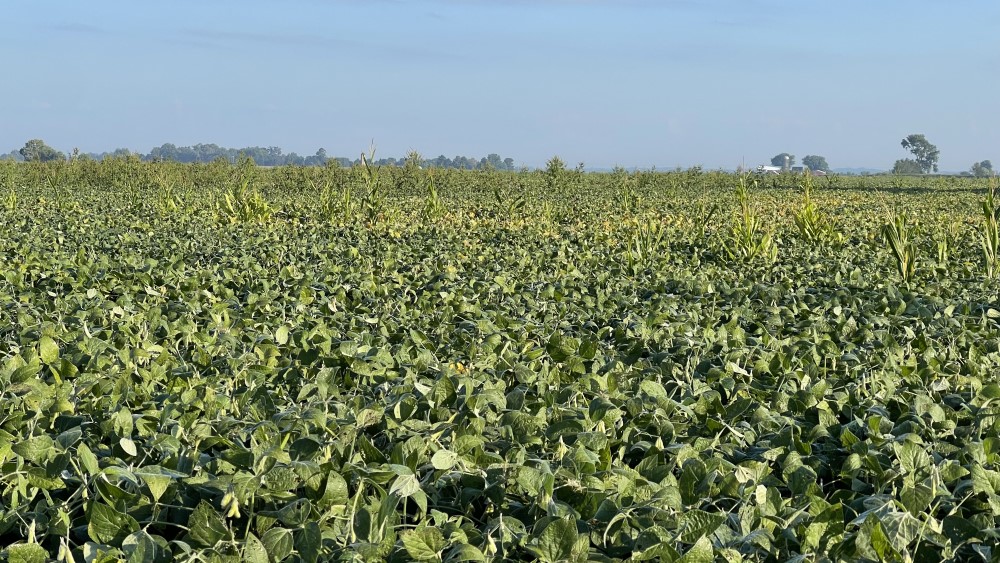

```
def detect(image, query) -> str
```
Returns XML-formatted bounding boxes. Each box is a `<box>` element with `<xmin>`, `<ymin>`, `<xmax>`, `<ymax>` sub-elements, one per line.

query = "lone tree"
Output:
<box><xmin>801</xmin><ymin>155</ymin><xmax>830</xmax><ymax>172</ymax></box>
<box><xmin>19</xmin><ymin>139</ymin><xmax>65</xmax><ymax>162</ymax></box>
<box><xmin>900</xmin><ymin>134</ymin><xmax>939</xmax><ymax>173</ymax></box>
<box><xmin>892</xmin><ymin>159</ymin><xmax>923</xmax><ymax>174</ymax></box>
<box><xmin>972</xmin><ymin>160</ymin><xmax>994</xmax><ymax>177</ymax></box>
<box><xmin>770</xmin><ymin>153</ymin><xmax>795</xmax><ymax>170</ymax></box>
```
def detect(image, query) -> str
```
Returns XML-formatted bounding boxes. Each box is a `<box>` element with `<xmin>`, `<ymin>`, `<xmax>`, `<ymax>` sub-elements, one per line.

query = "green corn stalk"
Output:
<box><xmin>337</xmin><ymin>186</ymin><xmax>355</xmax><ymax>222</ymax></box>
<box><xmin>421</xmin><ymin>171</ymin><xmax>447</xmax><ymax>222</ymax></box>
<box><xmin>882</xmin><ymin>213</ymin><xmax>917</xmax><ymax>283</ymax></box>
<box><xmin>932</xmin><ymin>221</ymin><xmax>961</xmax><ymax>271</ymax></box>
<box><xmin>358</xmin><ymin>146</ymin><xmax>385</xmax><ymax>225</ymax></box>
<box><xmin>493</xmin><ymin>184</ymin><xmax>525</xmax><ymax>222</ymax></box>
<box><xmin>615</xmin><ymin>168</ymin><xmax>641</xmax><ymax>215</ymax></box>
<box><xmin>726</xmin><ymin>172</ymin><xmax>777</xmax><ymax>262</ymax></box>
<box><xmin>934</xmin><ymin>228</ymin><xmax>949</xmax><ymax>266</ymax></box>
<box><xmin>0</xmin><ymin>161</ymin><xmax>16</xmax><ymax>211</ymax></box>
<box><xmin>107</xmin><ymin>154</ymin><xmax>144</xmax><ymax>208</ymax></box>
<box><xmin>539</xmin><ymin>200</ymin><xmax>554</xmax><ymax>224</ymax></box>
<box><xmin>693</xmin><ymin>201</ymin><xmax>719</xmax><ymax>242</ymax></box>
<box><xmin>544</xmin><ymin>156</ymin><xmax>566</xmax><ymax>193</ymax></box>
<box><xmin>793</xmin><ymin>171</ymin><xmax>842</xmax><ymax>245</ymax></box>
<box><xmin>313</xmin><ymin>171</ymin><xmax>355</xmax><ymax>224</ymax></box>
<box><xmin>1</xmin><ymin>184</ymin><xmax>14</xmax><ymax>213</ymax></box>
<box><xmin>625</xmin><ymin>218</ymin><xmax>666</xmax><ymax>271</ymax></box>
<box><xmin>154</xmin><ymin>174</ymin><xmax>182</xmax><ymax>214</ymax></box>
<box><xmin>2</xmin><ymin>188</ymin><xmax>14</xmax><ymax>212</ymax></box>
<box><xmin>217</xmin><ymin>157</ymin><xmax>272</xmax><ymax>223</ymax></box>
<box><xmin>981</xmin><ymin>177</ymin><xmax>1000</xmax><ymax>277</ymax></box>
<box><xmin>44</xmin><ymin>161</ymin><xmax>69</xmax><ymax>202</ymax></box>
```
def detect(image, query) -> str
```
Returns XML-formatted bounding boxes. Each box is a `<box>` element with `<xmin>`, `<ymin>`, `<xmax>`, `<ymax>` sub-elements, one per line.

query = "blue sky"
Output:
<box><xmin>3</xmin><ymin>0</ymin><xmax>998</xmax><ymax>170</ymax></box>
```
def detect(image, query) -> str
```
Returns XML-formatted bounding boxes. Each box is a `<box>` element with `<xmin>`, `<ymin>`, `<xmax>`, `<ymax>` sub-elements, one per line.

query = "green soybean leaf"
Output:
<box><xmin>274</xmin><ymin>498</ymin><xmax>311</xmax><ymax>527</ymax></box>
<box><xmin>896</xmin><ymin>441</ymin><xmax>931</xmax><ymax>473</ymax></box>
<box><xmin>13</xmin><ymin>435</ymin><xmax>54</xmax><ymax>464</ymax></box>
<box><xmin>900</xmin><ymin>483</ymin><xmax>934</xmax><ymax>516</ymax></box>
<box><xmin>135</xmin><ymin>469</ymin><xmax>174</xmax><ymax>503</ymax></box>
<box><xmin>122</xmin><ymin>530</ymin><xmax>164</xmax><ymax>563</ymax></box>
<box><xmin>78</xmin><ymin>443</ymin><xmax>100</xmax><ymax>475</ymax></box>
<box><xmin>446</xmin><ymin>543</ymin><xmax>486</xmax><ymax>562</ymax></box>
<box><xmin>243</xmin><ymin>533</ymin><xmax>269</xmax><ymax>563</ymax></box>
<box><xmin>88</xmin><ymin>502</ymin><xmax>139</xmax><ymax>545</ymax></box>
<box><xmin>402</xmin><ymin>527</ymin><xmax>447</xmax><ymax>562</ymax></box>
<box><xmin>295</xmin><ymin>522</ymin><xmax>322</xmax><ymax>563</ymax></box>
<box><xmin>319</xmin><ymin>471</ymin><xmax>349</xmax><ymax>508</ymax></box>
<box><xmin>677</xmin><ymin>536</ymin><xmax>714</xmax><ymax>563</ymax></box>
<box><xmin>187</xmin><ymin>501</ymin><xmax>228</xmax><ymax>548</ymax></box>
<box><xmin>261</xmin><ymin>528</ymin><xmax>293</xmax><ymax>562</ymax></box>
<box><xmin>639</xmin><ymin>380</ymin><xmax>668</xmax><ymax>401</ymax></box>
<box><xmin>943</xmin><ymin>515</ymin><xmax>980</xmax><ymax>544</ymax></box>
<box><xmin>677</xmin><ymin>509</ymin><xmax>726</xmax><ymax>543</ymax></box>
<box><xmin>529</xmin><ymin>518</ymin><xmax>587</xmax><ymax>563</ymax></box>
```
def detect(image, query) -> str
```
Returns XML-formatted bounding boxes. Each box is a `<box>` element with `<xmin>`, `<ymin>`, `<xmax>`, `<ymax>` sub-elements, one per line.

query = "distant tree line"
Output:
<box><xmin>2</xmin><ymin>139</ymin><xmax>519</xmax><ymax>170</ymax></box>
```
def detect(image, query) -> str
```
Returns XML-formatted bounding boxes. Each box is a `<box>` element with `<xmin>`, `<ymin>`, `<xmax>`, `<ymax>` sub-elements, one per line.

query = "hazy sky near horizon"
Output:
<box><xmin>3</xmin><ymin>0</ymin><xmax>998</xmax><ymax>170</ymax></box>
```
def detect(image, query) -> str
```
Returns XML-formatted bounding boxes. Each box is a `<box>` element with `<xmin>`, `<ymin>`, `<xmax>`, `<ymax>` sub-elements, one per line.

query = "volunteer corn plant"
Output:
<box><xmin>793</xmin><ymin>172</ymin><xmax>841</xmax><ymax>246</ymax></box>
<box><xmin>930</xmin><ymin>223</ymin><xmax>963</xmax><ymax>274</ymax></box>
<box><xmin>154</xmin><ymin>173</ymin><xmax>183</xmax><ymax>215</ymax></box>
<box><xmin>357</xmin><ymin>147</ymin><xmax>386</xmax><ymax>225</ymax></box>
<box><xmin>726</xmin><ymin>171</ymin><xmax>777</xmax><ymax>262</ymax></box>
<box><xmin>421</xmin><ymin>172</ymin><xmax>447</xmax><ymax>222</ymax></box>
<box><xmin>623</xmin><ymin>217</ymin><xmax>667</xmax><ymax>273</ymax></box>
<box><xmin>980</xmin><ymin>177</ymin><xmax>1000</xmax><ymax>277</ymax></box>
<box><xmin>217</xmin><ymin>157</ymin><xmax>273</xmax><ymax>223</ymax></box>
<box><xmin>882</xmin><ymin>211</ymin><xmax>918</xmax><ymax>283</ymax></box>
<box><xmin>613</xmin><ymin>168</ymin><xmax>641</xmax><ymax>216</ymax></box>
<box><xmin>491</xmin><ymin>184</ymin><xmax>526</xmax><ymax>223</ymax></box>
<box><xmin>4</xmin><ymin>160</ymin><xmax>1000</xmax><ymax>562</ymax></box>
<box><xmin>312</xmin><ymin>170</ymin><xmax>356</xmax><ymax>225</ymax></box>
<box><xmin>685</xmin><ymin>199</ymin><xmax>719</xmax><ymax>245</ymax></box>
<box><xmin>2</xmin><ymin>187</ymin><xmax>14</xmax><ymax>212</ymax></box>
<box><xmin>544</xmin><ymin>156</ymin><xmax>566</xmax><ymax>193</ymax></box>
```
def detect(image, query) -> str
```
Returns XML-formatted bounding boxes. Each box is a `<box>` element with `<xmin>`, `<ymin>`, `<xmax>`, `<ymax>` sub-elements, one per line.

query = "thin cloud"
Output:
<box><xmin>179</xmin><ymin>28</ymin><xmax>348</xmax><ymax>49</ymax></box>
<box><xmin>50</xmin><ymin>23</ymin><xmax>110</xmax><ymax>35</ymax></box>
<box><xmin>173</xmin><ymin>26</ymin><xmax>466</xmax><ymax>63</ymax></box>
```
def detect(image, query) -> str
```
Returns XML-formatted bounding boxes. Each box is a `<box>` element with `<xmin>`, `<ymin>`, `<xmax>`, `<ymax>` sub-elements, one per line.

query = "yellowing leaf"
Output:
<box><xmin>7</xmin><ymin>543</ymin><xmax>48</xmax><ymax>563</ymax></box>
<box><xmin>38</xmin><ymin>336</ymin><xmax>59</xmax><ymax>364</ymax></box>
<box><xmin>431</xmin><ymin>449</ymin><xmax>459</xmax><ymax>470</ymax></box>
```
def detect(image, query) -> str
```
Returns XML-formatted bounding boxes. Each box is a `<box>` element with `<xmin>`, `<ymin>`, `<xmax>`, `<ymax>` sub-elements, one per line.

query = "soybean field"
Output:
<box><xmin>2</xmin><ymin>157</ymin><xmax>1000</xmax><ymax>562</ymax></box>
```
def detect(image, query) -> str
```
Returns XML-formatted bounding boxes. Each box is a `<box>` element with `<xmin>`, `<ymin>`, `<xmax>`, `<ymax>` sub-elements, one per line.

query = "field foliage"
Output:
<box><xmin>1</xmin><ymin>158</ymin><xmax>1000</xmax><ymax>561</ymax></box>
